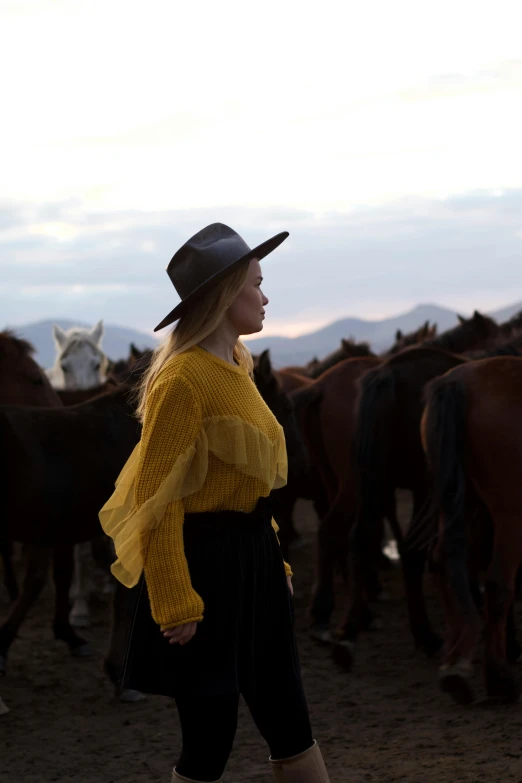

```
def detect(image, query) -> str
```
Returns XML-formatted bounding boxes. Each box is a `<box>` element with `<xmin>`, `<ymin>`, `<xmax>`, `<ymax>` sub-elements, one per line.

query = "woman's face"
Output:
<box><xmin>226</xmin><ymin>259</ymin><xmax>269</xmax><ymax>335</ymax></box>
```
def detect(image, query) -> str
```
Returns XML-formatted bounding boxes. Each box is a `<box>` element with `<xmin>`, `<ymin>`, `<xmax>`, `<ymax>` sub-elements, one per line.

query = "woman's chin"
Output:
<box><xmin>241</xmin><ymin>321</ymin><xmax>264</xmax><ymax>336</ymax></box>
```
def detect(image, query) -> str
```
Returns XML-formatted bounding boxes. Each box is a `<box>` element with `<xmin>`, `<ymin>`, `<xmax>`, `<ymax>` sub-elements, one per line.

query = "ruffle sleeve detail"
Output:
<box><xmin>99</xmin><ymin>416</ymin><xmax>287</xmax><ymax>588</ymax></box>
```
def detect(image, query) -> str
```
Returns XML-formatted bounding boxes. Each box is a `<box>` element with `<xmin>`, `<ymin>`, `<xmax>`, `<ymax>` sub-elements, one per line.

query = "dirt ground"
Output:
<box><xmin>3</xmin><ymin>496</ymin><xmax>522</xmax><ymax>783</ymax></box>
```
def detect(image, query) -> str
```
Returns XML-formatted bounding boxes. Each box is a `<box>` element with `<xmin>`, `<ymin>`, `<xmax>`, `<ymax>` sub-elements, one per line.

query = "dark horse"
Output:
<box><xmin>346</xmin><ymin>311</ymin><xmax>500</xmax><ymax>665</ymax></box>
<box><xmin>422</xmin><ymin>356</ymin><xmax>522</xmax><ymax>704</ymax></box>
<box><xmin>298</xmin><ymin>356</ymin><xmax>386</xmax><ymax>647</ymax></box>
<box><xmin>0</xmin><ymin>331</ymin><xmax>63</xmax><ymax>603</ymax></box>
<box><xmin>0</xmin><ymin>383</ymin><xmax>140</xmax><ymax>676</ymax></box>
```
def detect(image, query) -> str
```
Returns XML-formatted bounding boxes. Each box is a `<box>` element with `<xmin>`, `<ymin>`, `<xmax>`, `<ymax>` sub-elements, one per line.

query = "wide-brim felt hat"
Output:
<box><xmin>153</xmin><ymin>223</ymin><xmax>289</xmax><ymax>332</ymax></box>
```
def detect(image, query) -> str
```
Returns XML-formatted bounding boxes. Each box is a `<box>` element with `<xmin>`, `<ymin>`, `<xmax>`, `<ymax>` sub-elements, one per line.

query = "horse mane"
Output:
<box><xmin>0</xmin><ymin>330</ymin><xmax>35</xmax><ymax>359</ymax></box>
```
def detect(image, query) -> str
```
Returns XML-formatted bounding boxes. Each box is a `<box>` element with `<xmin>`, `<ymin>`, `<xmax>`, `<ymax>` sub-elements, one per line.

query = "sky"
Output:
<box><xmin>1</xmin><ymin>0</ymin><xmax>522</xmax><ymax>338</ymax></box>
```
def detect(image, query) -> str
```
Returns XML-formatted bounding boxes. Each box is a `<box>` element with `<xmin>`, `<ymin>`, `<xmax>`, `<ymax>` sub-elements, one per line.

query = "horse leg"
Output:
<box><xmin>0</xmin><ymin>547</ymin><xmax>51</xmax><ymax>675</ymax></box>
<box><xmin>309</xmin><ymin>509</ymin><xmax>340</xmax><ymax>643</ymax></box>
<box><xmin>0</xmin><ymin>538</ymin><xmax>19</xmax><ymax>602</ymax></box>
<box><xmin>104</xmin><ymin>580</ymin><xmax>144</xmax><ymax>702</ymax></box>
<box><xmin>69</xmin><ymin>542</ymin><xmax>92</xmax><ymax>628</ymax></box>
<box><xmin>437</xmin><ymin>559</ymin><xmax>479</xmax><ymax>705</ymax></box>
<box><xmin>401</xmin><ymin>490</ymin><xmax>443</xmax><ymax>655</ymax></box>
<box><xmin>483</xmin><ymin>522</ymin><xmax>522</xmax><ymax>703</ymax></box>
<box><xmin>52</xmin><ymin>545</ymin><xmax>92</xmax><ymax>656</ymax></box>
<box><xmin>335</xmin><ymin>499</ymin><xmax>387</xmax><ymax>667</ymax></box>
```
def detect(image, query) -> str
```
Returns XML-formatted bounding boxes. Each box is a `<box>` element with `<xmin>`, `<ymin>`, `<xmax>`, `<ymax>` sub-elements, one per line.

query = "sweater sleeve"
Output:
<box><xmin>270</xmin><ymin>518</ymin><xmax>293</xmax><ymax>578</ymax></box>
<box><xmin>136</xmin><ymin>373</ymin><xmax>205</xmax><ymax>630</ymax></box>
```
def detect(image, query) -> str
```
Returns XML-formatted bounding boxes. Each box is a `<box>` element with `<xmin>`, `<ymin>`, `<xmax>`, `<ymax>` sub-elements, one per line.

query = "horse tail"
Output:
<box><xmin>422</xmin><ymin>374</ymin><xmax>474</xmax><ymax>614</ymax></box>
<box><xmin>354</xmin><ymin>365</ymin><xmax>396</xmax><ymax>524</ymax></box>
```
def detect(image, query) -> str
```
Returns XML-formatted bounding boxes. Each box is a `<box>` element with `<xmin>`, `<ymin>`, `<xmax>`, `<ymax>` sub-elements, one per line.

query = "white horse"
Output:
<box><xmin>47</xmin><ymin>321</ymin><xmax>112</xmax><ymax>629</ymax></box>
<box><xmin>46</xmin><ymin>321</ymin><xmax>109</xmax><ymax>390</ymax></box>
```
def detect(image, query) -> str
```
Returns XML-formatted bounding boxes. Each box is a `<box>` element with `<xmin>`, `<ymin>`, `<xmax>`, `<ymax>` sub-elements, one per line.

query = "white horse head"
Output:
<box><xmin>47</xmin><ymin>320</ymin><xmax>109</xmax><ymax>390</ymax></box>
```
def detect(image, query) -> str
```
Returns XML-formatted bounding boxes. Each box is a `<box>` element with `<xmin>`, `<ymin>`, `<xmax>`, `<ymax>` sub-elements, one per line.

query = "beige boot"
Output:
<box><xmin>270</xmin><ymin>740</ymin><xmax>330</xmax><ymax>782</ymax></box>
<box><xmin>172</xmin><ymin>769</ymin><xmax>221</xmax><ymax>782</ymax></box>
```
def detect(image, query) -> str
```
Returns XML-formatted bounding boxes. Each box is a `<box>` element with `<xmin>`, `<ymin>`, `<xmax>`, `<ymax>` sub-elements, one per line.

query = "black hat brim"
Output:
<box><xmin>153</xmin><ymin>230</ymin><xmax>289</xmax><ymax>332</ymax></box>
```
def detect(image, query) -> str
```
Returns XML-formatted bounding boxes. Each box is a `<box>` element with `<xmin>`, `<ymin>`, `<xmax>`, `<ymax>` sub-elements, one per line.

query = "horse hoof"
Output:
<box><xmin>0</xmin><ymin>656</ymin><xmax>6</xmax><ymax>677</ymax></box>
<box><xmin>439</xmin><ymin>664</ymin><xmax>474</xmax><ymax>705</ymax></box>
<box><xmin>71</xmin><ymin>643</ymin><xmax>94</xmax><ymax>658</ymax></box>
<box><xmin>309</xmin><ymin>626</ymin><xmax>333</xmax><ymax>644</ymax></box>
<box><xmin>119</xmin><ymin>688</ymin><xmax>146</xmax><ymax>703</ymax></box>
<box><xmin>0</xmin><ymin>696</ymin><xmax>9</xmax><ymax>715</ymax></box>
<box><xmin>332</xmin><ymin>640</ymin><xmax>355</xmax><ymax>671</ymax></box>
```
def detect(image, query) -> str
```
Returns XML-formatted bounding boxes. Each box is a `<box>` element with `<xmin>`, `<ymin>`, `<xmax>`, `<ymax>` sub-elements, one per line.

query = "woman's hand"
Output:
<box><xmin>287</xmin><ymin>574</ymin><xmax>294</xmax><ymax>596</ymax></box>
<box><xmin>162</xmin><ymin>621</ymin><xmax>198</xmax><ymax>645</ymax></box>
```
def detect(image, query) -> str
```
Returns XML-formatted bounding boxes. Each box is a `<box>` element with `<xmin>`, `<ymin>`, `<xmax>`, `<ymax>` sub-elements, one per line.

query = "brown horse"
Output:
<box><xmin>288</xmin><ymin>356</ymin><xmax>385</xmax><ymax>645</ymax></box>
<box><xmin>421</xmin><ymin>355</ymin><xmax>522</xmax><ymax>704</ymax></box>
<box><xmin>347</xmin><ymin>311</ymin><xmax>500</xmax><ymax>664</ymax></box>
<box><xmin>281</xmin><ymin>341</ymin><xmax>372</xmax><ymax>379</ymax></box>
<box><xmin>0</xmin><ymin>384</ymin><xmax>141</xmax><ymax>676</ymax></box>
<box><xmin>109</xmin><ymin>344</ymin><xmax>154</xmax><ymax>386</ymax></box>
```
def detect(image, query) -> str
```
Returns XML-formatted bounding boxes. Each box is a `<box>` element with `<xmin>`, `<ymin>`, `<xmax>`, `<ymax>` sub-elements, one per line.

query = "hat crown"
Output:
<box><xmin>167</xmin><ymin>223</ymin><xmax>252</xmax><ymax>300</ymax></box>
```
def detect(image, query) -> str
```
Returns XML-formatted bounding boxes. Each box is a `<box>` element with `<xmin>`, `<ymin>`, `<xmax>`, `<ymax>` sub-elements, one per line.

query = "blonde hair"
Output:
<box><xmin>136</xmin><ymin>263</ymin><xmax>254</xmax><ymax>422</ymax></box>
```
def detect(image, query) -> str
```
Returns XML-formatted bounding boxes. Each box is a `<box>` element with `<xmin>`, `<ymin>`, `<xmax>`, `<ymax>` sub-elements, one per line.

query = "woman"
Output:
<box><xmin>100</xmin><ymin>223</ymin><xmax>330</xmax><ymax>782</ymax></box>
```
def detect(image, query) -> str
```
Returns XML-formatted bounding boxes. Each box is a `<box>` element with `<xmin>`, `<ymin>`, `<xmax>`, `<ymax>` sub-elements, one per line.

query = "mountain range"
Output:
<box><xmin>8</xmin><ymin>302</ymin><xmax>522</xmax><ymax>369</ymax></box>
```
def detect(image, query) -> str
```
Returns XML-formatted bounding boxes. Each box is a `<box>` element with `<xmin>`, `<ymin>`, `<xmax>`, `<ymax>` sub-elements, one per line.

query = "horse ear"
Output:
<box><xmin>130</xmin><ymin>343</ymin><xmax>141</xmax><ymax>360</ymax></box>
<box><xmin>52</xmin><ymin>324</ymin><xmax>67</xmax><ymax>349</ymax></box>
<box><xmin>257</xmin><ymin>349</ymin><xmax>272</xmax><ymax>378</ymax></box>
<box><xmin>472</xmin><ymin>310</ymin><xmax>483</xmax><ymax>321</ymax></box>
<box><xmin>90</xmin><ymin>319</ymin><xmax>104</xmax><ymax>345</ymax></box>
<box><xmin>395</xmin><ymin>329</ymin><xmax>403</xmax><ymax>341</ymax></box>
<box><xmin>341</xmin><ymin>338</ymin><xmax>349</xmax><ymax>348</ymax></box>
<box><xmin>457</xmin><ymin>314</ymin><xmax>467</xmax><ymax>324</ymax></box>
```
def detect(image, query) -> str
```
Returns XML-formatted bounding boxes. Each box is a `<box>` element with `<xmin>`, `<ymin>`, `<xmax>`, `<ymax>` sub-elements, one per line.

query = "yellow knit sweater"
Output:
<box><xmin>112</xmin><ymin>345</ymin><xmax>291</xmax><ymax>631</ymax></box>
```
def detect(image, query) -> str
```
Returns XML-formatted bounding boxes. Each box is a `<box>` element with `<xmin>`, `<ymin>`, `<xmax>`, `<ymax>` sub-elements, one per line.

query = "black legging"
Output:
<box><xmin>175</xmin><ymin>678</ymin><xmax>314</xmax><ymax>781</ymax></box>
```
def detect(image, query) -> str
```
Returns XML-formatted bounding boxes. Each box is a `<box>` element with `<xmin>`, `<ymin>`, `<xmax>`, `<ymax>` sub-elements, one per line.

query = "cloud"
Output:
<box><xmin>1</xmin><ymin>190</ymin><xmax>522</xmax><ymax>334</ymax></box>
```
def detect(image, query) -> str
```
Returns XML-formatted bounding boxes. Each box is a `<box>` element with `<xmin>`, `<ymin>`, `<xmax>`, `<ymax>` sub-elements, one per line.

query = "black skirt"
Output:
<box><xmin>121</xmin><ymin>498</ymin><xmax>301</xmax><ymax>699</ymax></box>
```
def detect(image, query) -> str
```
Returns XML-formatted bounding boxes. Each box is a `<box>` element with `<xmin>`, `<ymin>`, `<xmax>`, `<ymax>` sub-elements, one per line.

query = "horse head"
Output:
<box><xmin>49</xmin><ymin>320</ymin><xmax>109</xmax><ymax>390</ymax></box>
<box><xmin>0</xmin><ymin>331</ymin><xmax>60</xmax><ymax>406</ymax></box>
<box><xmin>254</xmin><ymin>349</ymin><xmax>308</xmax><ymax>480</ymax></box>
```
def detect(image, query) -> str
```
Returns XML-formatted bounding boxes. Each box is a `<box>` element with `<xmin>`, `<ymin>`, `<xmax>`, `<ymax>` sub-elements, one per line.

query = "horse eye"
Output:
<box><xmin>31</xmin><ymin>375</ymin><xmax>44</xmax><ymax>386</ymax></box>
<box><xmin>60</xmin><ymin>362</ymin><xmax>68</xmax><ymax>373</ymax></box>
<box><xmin>93</xmin><ymin>360</ymin><xmax>101</xmax><ymax>371</ymax></box>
